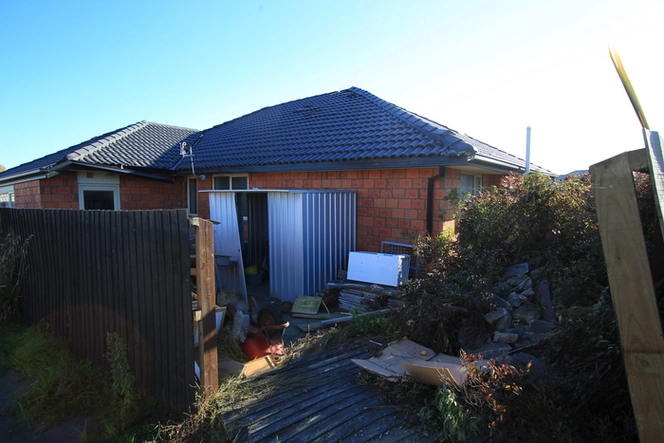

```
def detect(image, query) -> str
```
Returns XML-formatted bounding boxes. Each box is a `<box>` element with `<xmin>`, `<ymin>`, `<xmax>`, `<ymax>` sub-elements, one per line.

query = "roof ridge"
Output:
<box><xmin>206</xmin><ymin>91</ymin><xmax>340</xmax><ymax>132</ymax></box>
<box><xmin>348</xmin><ymin>87</ymin><xmax>474</xmax><ymax>156</ymax></box>
<box><xmin>143</xmin><ymin>121</ymin><xmax>200</xmax><ymax>132</ymax></box>
<box><xmin>66</xmin><ymin>121</ymin><xmax>149</xmax><ymax>162</ymax></box>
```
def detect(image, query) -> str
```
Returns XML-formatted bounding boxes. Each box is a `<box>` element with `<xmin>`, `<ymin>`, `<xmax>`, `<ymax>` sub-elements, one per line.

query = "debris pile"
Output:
<box><xmin>459</xmin><ymin>263</ymin><xmax>558</xmax><ymax>359</ymax></box>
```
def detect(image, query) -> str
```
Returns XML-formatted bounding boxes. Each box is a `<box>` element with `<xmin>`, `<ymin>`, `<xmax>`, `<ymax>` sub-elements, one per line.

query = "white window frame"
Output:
<box><xmin>212</xmin><ymin>174</ymin><xmax>249</xmax><ymax>190</ymax></box>
<box><xmin>77</xmin><ymin>172</ymin><xmax>120</xmax><ymax>210</ymax></box>
<box><xmin>0</xmin><ymin>185</ymin><xmax>15</xmax><ymax>208</ymax></box>
<box><xmin>460</xmin><ymin>173</ymin><xmax>482</xmax><ymax>197</ymax></box>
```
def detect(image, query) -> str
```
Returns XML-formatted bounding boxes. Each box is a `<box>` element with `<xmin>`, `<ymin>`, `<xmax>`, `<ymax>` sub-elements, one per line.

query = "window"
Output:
<box><xmin>78</xmin><ymin>172</ymin><xmax>120</xmax><ymax>210</ymax></box>
<box><xmin>213</xmin><ymin>174</ymin><xmax>248</xmax><ymax>190</ymax></box>
<box><xmin>83</xmin><ymin>190</ymin><xmax>115</xmax><ymax>209</ymax></box>
<box><xmin>0</xmin><ymin>186</ymin><xmax>15</xmax><ymax>208</ymax></box>
<box><xmin>460</xmin><ymin>174</ymin><xmax>482</xmax><ymax>197</ymax></box>
<box><xmin>188</xmin><ymin>177</ymin><xmax>198</xmax><ymax>216</ymax></box>
<box><xmin>0</xmin><ymin>193</ymin><xmax>14</xmax><ymax>208</ymax></box>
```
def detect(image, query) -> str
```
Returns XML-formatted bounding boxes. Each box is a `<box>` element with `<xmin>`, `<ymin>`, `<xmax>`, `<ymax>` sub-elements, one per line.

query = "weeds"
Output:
<box><xmin>0</xmin><ymin>231</ymin><xmax>32</xmax><ymax>322</ymax></box>
<box><xmin>7</xmin><ymin>323</ymin><xmax>155</xmax><ymax>441</ymax></box>
<box><xmin>12</xmin><ymin>323</ymin><xmax>107</xmax><ymax>430</ymax></box>
<box><xmin>0</xmin><ymin>321</ymin><xmax>26</xmax><ymax>372</ymax></box>
<box><xmin>419</xmin><ymin>386</ymin><xmax>479</xmax><ymax>443</ymax></box>
<box><xmin>105</xmin><ymin>332</ymin><xmax>142</xmax><ymax>438</ymax></box>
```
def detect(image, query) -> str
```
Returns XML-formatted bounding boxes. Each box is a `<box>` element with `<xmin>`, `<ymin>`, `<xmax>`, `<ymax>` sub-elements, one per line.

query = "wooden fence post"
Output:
<box><xmin>191</xmin><ymin>217</ymin><xmax>219</xmax><ymax>397</ymax></box>
<box><xmin>591</xmin><ymin>143</ymin><xmax>664</xmax><ymax>442</ymax></box>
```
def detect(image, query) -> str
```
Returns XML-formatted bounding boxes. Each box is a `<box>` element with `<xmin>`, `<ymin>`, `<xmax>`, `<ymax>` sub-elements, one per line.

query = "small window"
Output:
<box><xmin>83</xmin><ymin>190</ymin><xmax>115</xmax><ymax>209</ymax></box>
<box><xmin>0</xmin><ymin>191</ymin><xmax>15</xmax><ymax>208</ymax></box>
<box><xmin>188</xmin><ymin>178</ymin><xmax>198</xmax><ymax>216</ymax></box>
<box><xmin>213</xmin><ymin>174</ymin><xmax>249</xmax><ymax>190</ymax></box>
<box><xmin>78</xmin><ymin>172</ymin><xmax>120</xmax><ymax>210</ymax></box>
<box><xmin>460</xmin><ymin>174</ymin><xmax>482</xmax><ymax>197</ymax></box>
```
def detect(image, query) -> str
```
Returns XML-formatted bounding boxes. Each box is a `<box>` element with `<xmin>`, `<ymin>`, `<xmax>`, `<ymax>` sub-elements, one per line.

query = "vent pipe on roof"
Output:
<box><xmin>525</xmin><ymin>126</ymin><xmax>531</xmax><ymax>173</ymax></box>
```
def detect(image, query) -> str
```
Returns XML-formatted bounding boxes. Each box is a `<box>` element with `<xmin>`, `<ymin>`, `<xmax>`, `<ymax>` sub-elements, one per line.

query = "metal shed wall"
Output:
<box><xmin>207</xmin><ymin>190</ymin><xmax>356</xmax><ymax>303</ymax></box>
<box><xmin>269</xmin><ymin>190</ymin><xmax>356</xmax><ymax>301</ymax></box>
<box><xmin>209</xmin><ymin>192</ymin><xmax>247</xmax><ymax>301</ymax></box>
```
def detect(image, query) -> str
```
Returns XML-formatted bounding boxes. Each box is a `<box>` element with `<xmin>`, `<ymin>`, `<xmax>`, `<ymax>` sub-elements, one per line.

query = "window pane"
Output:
<box><xmin>188</xmin><ymin>178</ymin><xmax>198</xmax><ymax>215</ymax></box>
<box><xmin>232</xmin><ymin>176</ymin><xmax>248</xmax><ymax>190</ymax></box>
<box><xmin>460</xmin><ymin>174</ymin><xmax>473</xmax><ymax>196</ymax></box>
<box><xmin>213</xmin><ymin>176</ymin><xmax>230</xmax><ymax>190</ymax></box>
<box><xmin>460</xmin><ymin>174</ymin><xmax>481</xmax><ymax>196</ymax></box>
<box><xmin>83</xmin><ymin>190</ymin><xmax>115</xmax><ymax>210</ymax></box>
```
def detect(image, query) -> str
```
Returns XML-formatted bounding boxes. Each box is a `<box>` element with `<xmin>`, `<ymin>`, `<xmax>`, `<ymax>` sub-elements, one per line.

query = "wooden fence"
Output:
<box><xmin>0</xmin><ymin>208</ymin><xmax>195</xmax><ymax>411</ymax></box>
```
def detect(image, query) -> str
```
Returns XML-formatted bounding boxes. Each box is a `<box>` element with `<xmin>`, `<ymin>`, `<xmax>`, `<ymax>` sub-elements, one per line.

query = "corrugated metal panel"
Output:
<box><xmin>268</xmin><ymin>192</ymin><xmax>305</xmax><ymax>301</ymax></box>
<box><xmin>209</xmin><ymin>190</ymin><xmax>356</xmax><ymax>303</ymax></box>
<box><xmin>302</xmin><ymin>191</ymin><xmax>356</xmax><ymax>297</ymax></box>
<box><xmin>209</xmin><ymin>192</ymin><xmax>247</xmax><ymax>302</ymax></box>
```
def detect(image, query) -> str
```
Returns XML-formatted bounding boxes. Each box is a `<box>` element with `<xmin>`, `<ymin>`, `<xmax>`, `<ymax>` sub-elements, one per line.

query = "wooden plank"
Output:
<box><xmin>192</xmin><ymin>217</ymin><xmax>218</xmax><ymax>396</ymax></box>
<box><xmin>590</xmin><ymin>150</ymin><xmax>664</xmax><ymax>442</ymax></box>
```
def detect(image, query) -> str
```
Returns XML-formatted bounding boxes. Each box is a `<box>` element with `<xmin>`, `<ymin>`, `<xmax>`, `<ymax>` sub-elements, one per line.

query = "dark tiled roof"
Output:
<box><xmin>180</xmin><ymin>87</ymin><xmax>499</xmax><ymax>172</ymax></box>
<box><xmin>0</xmin><ymin>121</ymin><xmax>198</xmax><ymax>181</ymax></box>
<box><xmin>67</xmin><ymin>121</ymin><xmax>199</xmax><ymax>169</ymax></box>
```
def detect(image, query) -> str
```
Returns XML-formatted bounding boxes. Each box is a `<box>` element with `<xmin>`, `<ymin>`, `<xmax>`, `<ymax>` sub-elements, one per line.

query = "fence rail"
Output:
<box><xmin>0</xmin><ymin>208</ymin><xmax>195</xmax><ymax>410</ymax></box>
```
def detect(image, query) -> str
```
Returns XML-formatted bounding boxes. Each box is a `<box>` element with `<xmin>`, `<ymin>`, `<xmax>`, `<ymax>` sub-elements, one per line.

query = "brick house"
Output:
<box><xmin>0</xmin><ymin>87</ymin><xmax>544</xmax><ymax>252</ymax></box>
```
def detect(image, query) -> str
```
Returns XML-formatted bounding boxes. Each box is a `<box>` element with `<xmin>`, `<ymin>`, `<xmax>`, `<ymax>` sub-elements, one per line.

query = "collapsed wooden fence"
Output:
<box><xmin>0</xmin><ymin>208</ymin><xmax>196</xmax><ymax>410</ymax></box>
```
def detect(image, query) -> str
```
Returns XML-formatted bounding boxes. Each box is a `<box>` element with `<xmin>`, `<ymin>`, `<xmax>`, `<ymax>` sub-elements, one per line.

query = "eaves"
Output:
<box><xmin>174</xmin><ymin>156</ymin><xmax>473</xmax><ymax>175</ymax></box>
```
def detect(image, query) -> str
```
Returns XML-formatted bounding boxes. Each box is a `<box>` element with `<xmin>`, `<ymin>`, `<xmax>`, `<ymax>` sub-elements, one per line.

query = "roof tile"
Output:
<box><xmin>179</xmin><ymin>87</ymin><xmax>531</xmax><ymax>172</ymax></box>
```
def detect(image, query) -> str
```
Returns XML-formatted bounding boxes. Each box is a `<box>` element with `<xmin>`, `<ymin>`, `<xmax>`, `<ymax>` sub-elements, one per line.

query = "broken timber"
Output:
<box><xmin>590</xmin><ymin>133</ymin><xmax>664</xmax><ymax>443</ymax></box>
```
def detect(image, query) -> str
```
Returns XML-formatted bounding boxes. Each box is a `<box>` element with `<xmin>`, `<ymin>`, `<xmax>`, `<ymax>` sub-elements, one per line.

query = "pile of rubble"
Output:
<box><xmin>459</xmin><ymin>263</ymin><xmax>557</xmax><ymax>359</ymax></box>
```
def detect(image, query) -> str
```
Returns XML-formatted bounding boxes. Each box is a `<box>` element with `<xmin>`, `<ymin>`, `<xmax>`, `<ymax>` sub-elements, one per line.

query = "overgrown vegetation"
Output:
<box><xmin>0</xmin><ymin>230</ymin><xmax>31</xmax><ymax>322</ymax></box>
<box><xmin>384</xmin><ymin>172</ymin><xmax>653</xmax><ymax>441</ymax></box>
<box><xmin>4</xmin><ymin>323</ymin><xmax>152</xmax><ymax>441</ymax></box>
<box><xmin>105</xmin><ymin>332</ymin><xmax>142</xmax><ymax>438</ymax></box>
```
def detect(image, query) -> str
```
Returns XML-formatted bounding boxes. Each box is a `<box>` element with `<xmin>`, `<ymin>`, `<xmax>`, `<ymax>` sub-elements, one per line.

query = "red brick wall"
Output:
<box><xmin>120</xmin><ymin>175</ymin><xmax>188</xmax><ymax>210</ymax></box>
<box><xmin>246</xmin><ymin>167</ymin><xmax>464</xmax><ymax>251</ymax></box>
<box><xmin>14</xmin><ymin>172</ymin><xmax>79</xmax><ymax>209</ymax></box>
<box><xmin>40</xmin><ymin>172</ymin><xmax>79</xmax><ymax>209</ymax></box>
<box><xmin>14</xmin><ymin>180</ymin><xmax>44</xmax><ymax>209</ymax></box>
<box><xmin>13</xmin><ymin>172</ymin><xmax>188</xmax><ymax>211</ymax></box>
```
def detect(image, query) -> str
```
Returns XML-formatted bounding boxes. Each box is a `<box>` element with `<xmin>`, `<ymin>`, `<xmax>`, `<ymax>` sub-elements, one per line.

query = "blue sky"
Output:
<box><xmin>1</xmin><ymin>0</ymin><xmax>662</xmax><ymax>174</ymax></box>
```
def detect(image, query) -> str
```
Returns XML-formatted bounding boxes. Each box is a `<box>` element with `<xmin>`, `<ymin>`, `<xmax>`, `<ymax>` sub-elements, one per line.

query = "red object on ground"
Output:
<box><xmin>243</xmin><ymin>328</ymin><xmax>285</xmax><ymax>360</ymax></box>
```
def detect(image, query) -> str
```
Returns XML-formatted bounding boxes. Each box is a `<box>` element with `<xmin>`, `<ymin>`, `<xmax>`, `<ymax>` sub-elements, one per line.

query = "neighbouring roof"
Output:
<box><xmin>178</xmin><ymin>87</ymin><xmax>537</xmax><ymax>173</ymax></box>
<box><xmin>0</xmin><ymin>121</ymin><xmax>198</xmax><ymax>184</ymax></box>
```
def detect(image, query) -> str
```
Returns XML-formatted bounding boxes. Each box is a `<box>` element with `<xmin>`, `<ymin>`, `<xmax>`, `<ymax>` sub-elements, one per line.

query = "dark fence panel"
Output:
<box><xmin>0</xmin><ymin>208</ymin><xmax>195</xmax><ymax>410</ymax></box>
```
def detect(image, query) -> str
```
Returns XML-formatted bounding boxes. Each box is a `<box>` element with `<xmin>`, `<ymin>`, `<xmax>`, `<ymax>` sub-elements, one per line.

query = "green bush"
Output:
<box><xmin>438</xmin><ymin>172</ymin><xmax>606</xmax><ymax>306</ymax></box>
<box><xmin>392</xmin><ymin>171</ymin><xmax>653</xmax><ymax>441</ymax></box>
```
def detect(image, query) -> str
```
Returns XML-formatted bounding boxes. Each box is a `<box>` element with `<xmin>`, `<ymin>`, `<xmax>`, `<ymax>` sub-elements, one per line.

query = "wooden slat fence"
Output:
<box><xmin>0</xmin><ymin>208</ymin><xmax>195</xmax><ymax>410</ymax></box>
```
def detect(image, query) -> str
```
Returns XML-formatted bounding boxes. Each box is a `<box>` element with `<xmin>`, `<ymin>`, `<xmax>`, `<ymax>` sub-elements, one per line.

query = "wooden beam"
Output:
<box><xmin>591</xmin><ymin>149</ymin><xmax>664</xmax><ymax>442</ymax></box>
<box><xmin>191</xmin><ymin>217</ymin><xmax>218</xmax><ymax>397</ymax></box>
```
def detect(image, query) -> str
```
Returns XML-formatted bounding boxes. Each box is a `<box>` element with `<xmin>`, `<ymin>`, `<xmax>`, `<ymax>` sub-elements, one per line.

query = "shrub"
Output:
<box><xmin>426</xmin><ymin>172</ymin><xmax>607</xmax><ymax>306</ymax></box>
<box><xmin>391</xmin><ymin>272</ymin><xmax>474</xmax><ymax>354</ymax></box>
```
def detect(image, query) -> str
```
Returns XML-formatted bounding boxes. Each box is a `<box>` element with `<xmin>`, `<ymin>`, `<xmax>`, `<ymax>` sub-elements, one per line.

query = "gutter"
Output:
<box><xmin>67</xmin><ymin>162</ymin><xmax>174</xmax><ymax>183</ymax></box>
<box><xmin>426</xmin><ymin>166</ymin><xmax>446</xmax><ymax>234</ymax></box>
